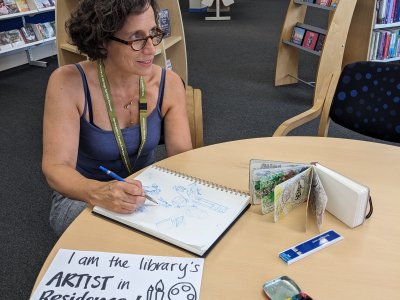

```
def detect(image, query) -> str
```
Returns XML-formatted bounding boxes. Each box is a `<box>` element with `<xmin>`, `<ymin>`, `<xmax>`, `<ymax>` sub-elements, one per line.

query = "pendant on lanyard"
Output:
<box><xmin>97</xmin><ymin>59</ymin><xmax>147</xmax><ymax>175</ymax></box>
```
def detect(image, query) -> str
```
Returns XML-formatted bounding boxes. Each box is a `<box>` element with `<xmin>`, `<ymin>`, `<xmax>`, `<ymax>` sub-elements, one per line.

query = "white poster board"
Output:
<box><xmin>31</xmin><ymin>249</ymin><xmax>204</xmax><ymax>300</ymax></box>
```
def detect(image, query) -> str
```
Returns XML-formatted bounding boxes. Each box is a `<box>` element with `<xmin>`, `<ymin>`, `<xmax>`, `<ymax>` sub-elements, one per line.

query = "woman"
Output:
<box><xmin>42</xmin><ymin>0</ymin><xmax>192</xmax><ymax>236</ymax></box>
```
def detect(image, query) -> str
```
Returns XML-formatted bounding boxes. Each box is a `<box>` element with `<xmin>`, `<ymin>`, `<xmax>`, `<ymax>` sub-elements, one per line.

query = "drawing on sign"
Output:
<box><xmin>168</xmin><ymin>282</ymin><xmax>197</xmax><ymax>300</ymax></box>
<box><xmin>143</xmin><ymin>280</ymin><xmax>197</xmax><ymax>300</ymax></box>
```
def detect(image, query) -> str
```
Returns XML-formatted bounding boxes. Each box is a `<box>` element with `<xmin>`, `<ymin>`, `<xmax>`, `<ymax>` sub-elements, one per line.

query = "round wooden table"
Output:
<box><xmin>32</xmin><ymin>137</ymin><xmax>400</xmax><ymax>299</ymax></box>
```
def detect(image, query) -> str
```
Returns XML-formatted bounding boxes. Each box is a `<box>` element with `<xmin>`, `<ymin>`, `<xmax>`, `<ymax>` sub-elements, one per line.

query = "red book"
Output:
<box><xmin>315</xmin><ymin>0</ymin><xmax>332</xmax><ymax>6</ymax></box>
<box><xmin>383</xmin><ymin>32</ymin><xmax>391</xmax><ymax>59</ymax></box>
<box><xmin>302</xmin><ymin>30</ymin><xmax>319</xmax><ymax>50</ymax></box>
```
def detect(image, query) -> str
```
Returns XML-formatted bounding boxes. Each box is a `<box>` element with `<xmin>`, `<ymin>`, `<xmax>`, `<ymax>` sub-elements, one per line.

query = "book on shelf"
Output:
<box><xmin>41</xmin><ymin>22</ymin><xmax>55</xmax><ymax>39</ymax></box>
<box><xmin>314</xmin><ymin>33</ymin><xmax>325</xmax><ymax>52</ymax></box>
<box><xmin>33</xmin><ymin>0</ymin><xmax>51</xmax><ymax>8</ymax></box>
<box><xmin>20</xmin><ymin>24</ymin><xmax>38</xmax><ymax>43</ymax></box>
<box><xmin>315</xmin><ymin>0</ymin><xmax>331</xmax><ymax>6</ymax></box>
<box><xmin>302</xmin><ymin>30</ymin><xmax>319</xmax><ymax>50</ymax></box>
<box><xmin>27</xmin><ymin>22</ymin><xmax>54</xmax><ymax>40</ymax></box>
<box><xmin>377</xmin><ymin>30</ymin><xmax>388</xmax><ymax>59</ymax></box>
<box><xmin>158</xmin><ymin>8</ymin><xmax>171</xmax><ymax>38</ymax></box>
<box><xmin>386</xmin><ymin>0</ymin><xmax>396</xmax><ymax>24</ymax></box>
<box><xmin>26</xmin><ymin>23</ymin><xmax>44</xmax><ymax>40</ymax></box>
<box><xmin>290</xmin><ymin>26</ymin><xmax>306</xmax><ymax>45</ymax></box>
<box><xmin>369</xmin><ymin>31</ymin><xmax>378</xmax><ymax>60</ymax></box>
<box><xmin>49</xmin><ymin>20</ymin><xmax>56</xmax><ymax>33</ymax></box>
<box><xmin>0</xmin><ymin>0</ymin><xmax>9</xmax><ymax>15</ymax></box>
<box><xmin>0</xmin><ymin>31</ymin><xmax>12</xmax><ymax>51</ymax></box>
<box><xmin>92</xmin><ymin>165</ymin><xmax>250</xmax><ymax>256</ymax></box>
<box><xmin>377</xmin><ymin>0</ymin><xmax>388</xmax><ymax>24</ymax></box>
<box><xmin>3</xmin><ymin>0</ymin><xmax>19</xmax><ymax>13</ymax></box>
<box><xmin>249</xmin><ymin>159</ymin><xmax>371</xmax><ymax>230</ymax></box>
<box><xmin>7</xmin><ymin>29</ymin><xmax>25</xmax><ymax>47</ymax></box>
<box><xmin>15</xmin><ymin>0</ymin><xmax>30</xmax><ymax>12</ymax></box>
<box><xmin>394</xmin><ymin>0</ymin><xmax>400</xmax><ymax>22</ymax></box>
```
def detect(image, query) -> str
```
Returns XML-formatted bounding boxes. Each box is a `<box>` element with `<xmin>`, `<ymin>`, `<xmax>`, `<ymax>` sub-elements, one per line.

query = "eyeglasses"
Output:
<box><xmin>110</xmin><ymin>29</ymin><xmax>165</xmax><ymax>51</ymax></box>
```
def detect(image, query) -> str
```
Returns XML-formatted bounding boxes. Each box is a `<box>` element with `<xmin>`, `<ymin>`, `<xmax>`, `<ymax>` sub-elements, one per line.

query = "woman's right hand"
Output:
<box><xmin>92</xmin><ymin>179</ymin><xmax>146</xmax><ymax>213</ymax></box>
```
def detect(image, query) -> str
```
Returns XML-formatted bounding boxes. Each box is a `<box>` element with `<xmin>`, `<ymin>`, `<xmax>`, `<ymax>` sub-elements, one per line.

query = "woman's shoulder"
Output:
<box><xmin>49</xmin><ymin>63</ymin><xmax>82</xmax><ymax>84</ymax></box>
<box><xmin>46</xmin><ymin>63</ymin><xmax>94</xmax><ymax>106</ymax></box>
<box><xmin>164</xmin><ymin>68</ymin><xmax>184</xmax><ymax>86</ymax></box>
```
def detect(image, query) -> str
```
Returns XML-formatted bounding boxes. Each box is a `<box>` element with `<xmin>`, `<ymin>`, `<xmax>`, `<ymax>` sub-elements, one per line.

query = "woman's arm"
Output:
<box><xmin>161</xmin><ymin>70</ymin><xmax>193</xmax><ymax>156</ymax></box>
<box><xmin>42</xmin><ymin>65</ymin><xmax>145</xmax><ymax>213</ymax></box>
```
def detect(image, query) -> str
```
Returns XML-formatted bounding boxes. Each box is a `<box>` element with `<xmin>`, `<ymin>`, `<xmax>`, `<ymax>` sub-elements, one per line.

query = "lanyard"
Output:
<box><xmin>97</xmin><ymin>59</ymin><xmax>147</xmax><ymax>175</ymax></box>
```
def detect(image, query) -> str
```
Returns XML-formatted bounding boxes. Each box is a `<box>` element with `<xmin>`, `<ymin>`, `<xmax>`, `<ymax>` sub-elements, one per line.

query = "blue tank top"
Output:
<box><xmin>75</xmin><ymin>64</ymin><xmax>165</xmax><ymax>181</ymax></box>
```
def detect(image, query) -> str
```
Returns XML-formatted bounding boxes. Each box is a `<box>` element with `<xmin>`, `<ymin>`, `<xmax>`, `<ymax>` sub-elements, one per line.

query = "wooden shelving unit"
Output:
<box><xmin>56</xmin><ymin>0</ymin><xmax>188</xmax><ymax>84</ymax></box>
<box><xmin>275</xmin><ymin>0</ymin><xmax>357</xmax><ymax>104</ymax></box>
<box><xmin>343</xmin><ymin>0</ymin><xmax>400</xmax><ymax>65</ymax></box>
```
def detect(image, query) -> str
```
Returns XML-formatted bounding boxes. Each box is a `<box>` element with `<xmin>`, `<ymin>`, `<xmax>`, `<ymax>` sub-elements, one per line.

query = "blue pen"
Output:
<box><xmin>99</xmin><ymin>166</ymin><xmax>125</xmax><ymax>182</ymax></box>
<box><xmin>98</xmin><ymin>166</ymin><xmax>158</xmax><ymax>204</ymax></box>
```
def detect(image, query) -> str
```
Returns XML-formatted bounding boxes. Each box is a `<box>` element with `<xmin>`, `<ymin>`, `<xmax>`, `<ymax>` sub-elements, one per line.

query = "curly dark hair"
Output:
<box><xmin>66</xmin><ymin>0</ymin><xmax>159</xmax><ymax>60</ymax></box>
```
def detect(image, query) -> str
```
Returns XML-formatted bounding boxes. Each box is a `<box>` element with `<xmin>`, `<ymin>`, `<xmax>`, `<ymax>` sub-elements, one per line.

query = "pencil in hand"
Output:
<box><xmin>98</xmin><ymin>166</ymin><xmax>158</xmax><ymax>204</ymax></box>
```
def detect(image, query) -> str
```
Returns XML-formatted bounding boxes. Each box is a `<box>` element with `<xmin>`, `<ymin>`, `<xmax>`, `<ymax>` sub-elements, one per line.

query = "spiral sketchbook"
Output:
<box><xmin>93</xmin><ymin>165</ymin><xmax>250</xmax><ymax>256</ymax></box>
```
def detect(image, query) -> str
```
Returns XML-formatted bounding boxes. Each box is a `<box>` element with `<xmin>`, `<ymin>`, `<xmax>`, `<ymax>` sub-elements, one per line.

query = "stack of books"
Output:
<box><xmin>369</xmin><ymin>28</ymin><xmax>400</xmax><ymax>60</ymax></box>
<box><xmin>0</xmin><ymin>0</ymin><xmax>55</xmax><ymax>16</ymax></box>
<box><xmin>290</xmin><ymin>25</ymin><xmax>326</xmax><ymax>52</ymax></box>
<box><xmin>0</xmin><ymin>21</ymin><xmax>55</xmax><ymax>52</ymax></box>
<box><xmin>376</xmin><ymin>0</ymin><xmax>400</xmax><ymax>25</ymax></box>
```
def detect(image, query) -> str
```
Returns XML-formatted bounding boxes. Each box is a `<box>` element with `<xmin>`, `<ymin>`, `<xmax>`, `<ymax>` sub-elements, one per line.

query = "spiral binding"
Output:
<box><xmin>154</xmin><ymin>165</ymin><xmax>250</xmax><ymax>197</ymax></box>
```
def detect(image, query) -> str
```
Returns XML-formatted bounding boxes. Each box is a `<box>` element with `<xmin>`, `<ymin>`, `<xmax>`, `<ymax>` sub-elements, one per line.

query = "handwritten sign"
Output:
<box><xmin>31</xmin><ymin>249</ymin><xmax>204</xmax><ymax>300</ymax></box>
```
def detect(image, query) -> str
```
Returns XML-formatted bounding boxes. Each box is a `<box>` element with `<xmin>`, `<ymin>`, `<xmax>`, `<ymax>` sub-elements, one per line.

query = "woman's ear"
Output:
<box><xmin>99</xmin><ymin>40</ymin><xmax>109</xmax><ymax>58</ymax></box>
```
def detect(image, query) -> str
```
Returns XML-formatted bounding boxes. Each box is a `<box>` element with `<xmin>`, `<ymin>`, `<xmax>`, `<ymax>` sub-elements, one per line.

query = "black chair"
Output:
<box><xmin>274</xmin><ymin>61</ymin><xmax>400</xmax><ymax>143</ymax></box>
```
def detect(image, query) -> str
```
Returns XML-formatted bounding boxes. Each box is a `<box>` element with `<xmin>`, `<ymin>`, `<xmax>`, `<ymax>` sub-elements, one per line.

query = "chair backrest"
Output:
<box><xmin>158</xmin><ymin>85</ymin><xmax>204</xmax><ymax>149</ymax></box>
<box><xmin>186</xmin><ymin>85</ymin><xmax>204</xmax><ymax>148</ymax></box>
<box><xmin>327</xmin><ymin>61</ymin><xmax>400</xmax><ymax>143</ymax></box>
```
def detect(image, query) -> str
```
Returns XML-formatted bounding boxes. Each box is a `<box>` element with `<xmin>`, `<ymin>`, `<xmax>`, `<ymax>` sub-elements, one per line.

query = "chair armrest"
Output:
<box><xmin>273</xmin><ymin>102</ymin><xmax>324</xmax><ymax>136</ymax></box>
<box><xmin>273</xmin><ymin>73</ymin><xmax>335</xmax><ymax>137</ymax></box>
<box><xmin>186</xmin><ymin>86</ymin><xmax>204</xmax><ymax>148</ymax></box>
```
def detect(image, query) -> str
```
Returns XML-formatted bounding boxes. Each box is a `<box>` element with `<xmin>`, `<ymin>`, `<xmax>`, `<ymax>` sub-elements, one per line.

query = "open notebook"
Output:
<box><xmin>93</xmin><ymin>165</ymin><xmax>250</xmax><ymax>256</ymax></box>
<box><xmin>249</xmin><ymin>159</ymin><xmax>371</xmax><ymax>230</ymax></box>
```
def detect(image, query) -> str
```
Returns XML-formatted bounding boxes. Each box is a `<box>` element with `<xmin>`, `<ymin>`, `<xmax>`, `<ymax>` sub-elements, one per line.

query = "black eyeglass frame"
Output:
<box><xmin>110</xmin><ymin>28</ymin><xmax>165</xmax><ymax>51</ymax></box>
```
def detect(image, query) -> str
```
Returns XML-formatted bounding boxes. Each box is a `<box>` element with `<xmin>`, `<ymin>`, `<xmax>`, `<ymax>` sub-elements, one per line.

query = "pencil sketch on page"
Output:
<box><xmin>137</xmin><ymin>182</ymin><xmax>229</xmax><ymax>231</ymax></box>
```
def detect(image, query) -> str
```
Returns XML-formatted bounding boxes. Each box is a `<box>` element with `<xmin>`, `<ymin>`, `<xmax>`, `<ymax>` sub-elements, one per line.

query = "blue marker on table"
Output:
<box><xmin>99</xmin><ymin>166</ymin><xmax>158</xmax><ymax>204</ymax></box>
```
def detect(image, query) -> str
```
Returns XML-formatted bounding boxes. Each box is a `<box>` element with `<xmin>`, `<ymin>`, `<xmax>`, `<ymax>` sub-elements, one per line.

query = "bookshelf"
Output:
<box><xmin>343</xmin><ymin>0</ymin><xmax>400</xmax><ymax>66</ymax></box>
<box><xmin>56</xmin><ymin>0</ymin><xmax>188</xmax><ymax>84</ymax></box>
<box><xmin>0</xmin><ymin>2</ymin><xmax>56</xmax><ymax>71</ymax></box>
<box><xmin>275</xmin><ymin>0</ymin><xmax>357</xmax><ymax>104</ymax></box>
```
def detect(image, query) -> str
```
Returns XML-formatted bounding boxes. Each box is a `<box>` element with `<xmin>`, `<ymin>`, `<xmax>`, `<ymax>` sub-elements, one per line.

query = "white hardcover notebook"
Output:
<box><xmin>314</xmin><ymin>164</ymin><xmax>370</xmax><ymax>228</ymax></box>
<box><xmin>93</xmin><ymin>165</ymin><xmax>250</xmax><ymax>256</ymax></box>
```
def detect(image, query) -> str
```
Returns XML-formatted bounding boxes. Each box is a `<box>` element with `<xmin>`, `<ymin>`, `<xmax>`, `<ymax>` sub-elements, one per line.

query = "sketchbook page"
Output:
<box><xmin>315</xmin><ymin>164</ymin><xmax>370</xmax><ymax>228</ymax></box>
<box><xmin>94</xmin><ymin>166</ymin><xmax>249</xmax><ymax>254</ymax></box>
<box><xmin>309</xmin><ymin>167</ymin><xmax>328</xmax><ymax>232</ymax></box>
<box><xmin>251</xmin><ymin>166</ymin><xmax>310</xmax><ymax>214</ymax></box>
<box><xmin>304</xmin><ymin>169</ymin><xmax>313</xmax><ymax>231</ymax></box>
<box><xmin>249</xmin><ymin>159</ymin><xmax>307</xmax><ymax>205</ymax></box>
<box><xmin>273</xmin><ymin>167</ymin><xmax>313</xmax><ymax>223</ymax></box>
